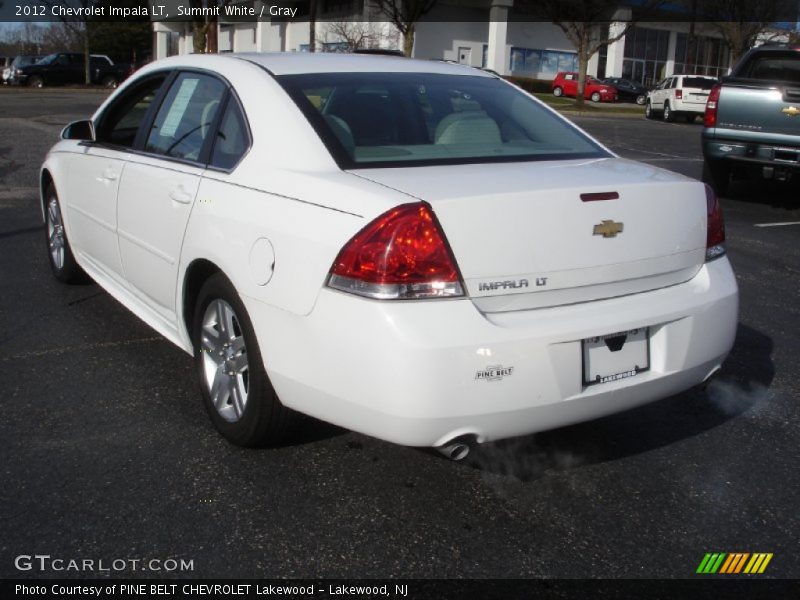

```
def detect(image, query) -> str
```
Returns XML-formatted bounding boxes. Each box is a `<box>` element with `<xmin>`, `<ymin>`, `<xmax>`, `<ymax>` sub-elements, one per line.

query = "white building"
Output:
<box><xmin>152</xmin><ymin>0</ymin><xmax>738</xmax><ymax>87</ymax></box>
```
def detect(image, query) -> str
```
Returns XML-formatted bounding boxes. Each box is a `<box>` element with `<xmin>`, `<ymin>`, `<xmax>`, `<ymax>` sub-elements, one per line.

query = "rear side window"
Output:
<box><xmin>145</xmin><ymin>72</ymin><xmax>226</xmax><ymax>162</ymax></box>
<box><xmin>739</xmin><ymin>53</ymin><xmax>800</xmax><ymax>84</ymax></box>
<box><xmin>278</xmin><ymin>72</ymin><xmax>608</xmax><ymax>169</ymax></box>
<box><xmin>682</xmin><ymin>77</ymin><xmax>716</xmax><ymax>89</ymax></box>
<box><xmin>210</xmin><ymin>98</ymin><xmax>250</xmax><ymax>170</ymax></box>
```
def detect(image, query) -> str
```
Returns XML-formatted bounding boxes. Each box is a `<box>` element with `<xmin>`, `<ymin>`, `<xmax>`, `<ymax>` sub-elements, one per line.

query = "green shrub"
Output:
<box><xmin>503</xmin><ymin>76</ymin><xmax>552</xmax><ymax>94</ymax></box>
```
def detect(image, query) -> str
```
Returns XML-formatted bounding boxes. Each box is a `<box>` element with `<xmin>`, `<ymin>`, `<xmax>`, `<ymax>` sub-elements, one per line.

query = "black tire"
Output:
<box><xmin>590</xmin><ymin>91</ymin><xmax>601</xmax><ymax>103</ymax></box>
<box><xmin>645</xmin><ymin>101</ymin><xmax>654</xmax><ymax>119</ymax></box>
<box><xmin>28</xmin><ymin>75</ymin><xmax>44</xmax><ymax>88</ymax></box>
<box><xmin>100</xmin><ymin>75</ymin><xmax>118</xmax><ymax>89</ymax></box>
<box><xmin>702</xmin><ymin>159</ymin><xmax>731</xmax><ymax>197</ymax></box>
<box><xmin>663</xmin><ymin>103</ymin><xmax>675</xmax><ymax>122</ymax></box>
<box><xmin>635</xmin><ymin>94</ymin><xmax>646</xmax><ymax>105</ymax></box>
<box><xmin>193</xmin><ymin>272</ymin><xmax>297</xmax><ymax>447</ymax></box>
<box><xmin>553</xmin><ymin>87</ymin><xmax>563</xmax><ymax>97</ymax></box>
<box><xmin>44</xmin><ymin>184</ymin><xmax>85</xmax><ymax>284</ymax></box>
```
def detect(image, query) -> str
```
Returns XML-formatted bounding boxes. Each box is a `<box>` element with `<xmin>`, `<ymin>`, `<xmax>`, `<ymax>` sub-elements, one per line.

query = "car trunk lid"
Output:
<box><xmin>352</xmin><ymin>158</ymin><xmax>707</xmax><ymax>312</ymax></box>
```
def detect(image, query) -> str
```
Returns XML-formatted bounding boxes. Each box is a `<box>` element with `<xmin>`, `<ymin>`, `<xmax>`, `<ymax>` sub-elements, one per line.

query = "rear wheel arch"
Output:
<box><xmin>182</xmin><ymin>259</ymin><xmax>223</xmax><ymax>342</ymax></box>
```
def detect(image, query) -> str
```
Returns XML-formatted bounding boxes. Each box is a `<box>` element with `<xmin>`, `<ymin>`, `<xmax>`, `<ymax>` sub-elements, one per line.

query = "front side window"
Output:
<box><xmin>145</xmin><ymin>72</ymin><xmax>226</xmax><ymax>162</ymax></box>
<box><xmin>95</xmin><ymin>74</ymin><xmax>168</xmax><ymax>148</ymax></box>
<box><xmin>278</xmin><ymin>72</ymin><xmax>608</xmax><ymax>169</ymax></box>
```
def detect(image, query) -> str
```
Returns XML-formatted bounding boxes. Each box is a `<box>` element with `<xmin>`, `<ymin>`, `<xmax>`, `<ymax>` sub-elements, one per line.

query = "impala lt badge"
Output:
<box><xmin>593</xmin><ymin>220</ymin><xmax>624</xmax><ymax>238</ymax></box>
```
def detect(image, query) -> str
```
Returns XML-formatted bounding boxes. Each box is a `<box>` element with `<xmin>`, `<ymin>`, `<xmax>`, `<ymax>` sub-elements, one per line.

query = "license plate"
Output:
<box><xmin>582</xmin><ymin>328</ymin><xmax>649</xmax><ymax>386</ymax></box>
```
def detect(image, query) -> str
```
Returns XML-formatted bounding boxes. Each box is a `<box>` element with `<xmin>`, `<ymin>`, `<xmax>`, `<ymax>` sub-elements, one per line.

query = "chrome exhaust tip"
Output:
<box><xmin>435</xmin><ymin>435</ymin><xmax>475</xmax><ymax>461</ymax></box>
<box><xmin>700</xmin><ymin>366</ymin><xmax>722</xmax><ymax>390</ymax></box>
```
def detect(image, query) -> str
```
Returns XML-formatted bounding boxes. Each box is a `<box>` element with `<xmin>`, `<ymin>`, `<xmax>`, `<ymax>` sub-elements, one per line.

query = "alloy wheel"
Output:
<box><xmin>200</xmin><ymin>299</ymin><xmax>250</xmax><ymax>423</ymax></box>
<box><xmin>46</xmin><ymin>197</ymin><xmax>66</xmax><ymax>270</ymax></box>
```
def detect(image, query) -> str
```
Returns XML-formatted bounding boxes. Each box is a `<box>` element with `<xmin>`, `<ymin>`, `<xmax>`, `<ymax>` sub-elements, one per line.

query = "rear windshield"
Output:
<box><xmin>682</xmin><ymin>77</ymin><xmax>716</xmax><ymax>89</ymax></box>
<box><xmin>277</xmin><ymin>72</ymin><xmax>608</xmax><ymax>169</ymax></box>
<box><xmin>739</xmin><ymin>53</ymin><xmax>800</xmax><ymax>84</ymax></box>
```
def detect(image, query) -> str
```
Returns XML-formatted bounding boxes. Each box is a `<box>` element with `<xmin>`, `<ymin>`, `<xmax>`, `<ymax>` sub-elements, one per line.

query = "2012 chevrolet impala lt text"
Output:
<box><xmin>40</xmin><ymin>53</ymin><xmax>738</xmax><ymax>458</ymax></box>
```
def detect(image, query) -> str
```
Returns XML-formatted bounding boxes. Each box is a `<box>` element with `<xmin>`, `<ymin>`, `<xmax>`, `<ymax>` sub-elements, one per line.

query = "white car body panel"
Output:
<box><xmin>63</xmin><ymin>145</ymin><xmax>129</xmax><ymax>276</ymax></box>
<box><xmin>353</xmin><ymin>159</ymin><xmax>707</xmax><ymax>310</ymax></box>
<box><xmin>117</xmin><ymin>154</ymin><xmax>202</xmax><ymax>319</ymax></box>
<box><xmin>247</xmin><ymin>258</ymin><xmax>737</xmax><ymax>446</ymax></box>
<box><xmin>40</xmin><ymin>52</ymin><xmax>739</xmax><ymax>448</ymax></box>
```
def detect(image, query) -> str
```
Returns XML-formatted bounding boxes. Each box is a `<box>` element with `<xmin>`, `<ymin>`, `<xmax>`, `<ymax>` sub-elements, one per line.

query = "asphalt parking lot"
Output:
<box><xmin>1</xmin><ymin>90</ymin><xmax>798</xmax><ymax>581</ymax></box>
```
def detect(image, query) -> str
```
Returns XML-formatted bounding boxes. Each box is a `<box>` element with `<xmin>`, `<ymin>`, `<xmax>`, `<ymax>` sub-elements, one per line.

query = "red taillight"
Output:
<box><xmin>705</xmin><ymin>184</ymin><xmax>726</xmax><ymax>261</ymax></box>
<box><xmin>704</xmin><ymin>84</ymin><xmax>721</xmax><ymax>128</ymax></box>
<box><xmin>675</xmin><ymin>89</ymin><xmax>683</xmax><ymax>99</ymax></box>
<box><xmin>327</xmin><ymin>202</ymin><xmax>464</xmax><ymax>299</ymax></box>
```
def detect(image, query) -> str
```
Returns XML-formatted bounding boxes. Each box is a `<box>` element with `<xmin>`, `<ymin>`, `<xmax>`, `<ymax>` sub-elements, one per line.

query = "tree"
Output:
<box><xmin>322</xmin><ymin>20</ymin><xmax>385</xmax><ymax>52</ymax></box>
<box><xmin>309</xmin><ymin>0</ymin><xmax>317</xmax><ymax>52</ymax></box>
<box><xmin>698</xmin><ymin>0</ymin><xmax>787</xmax><ymax>67</ymax></box>
<box><xmin>190</xmin><ymin>0</ymin><xmax>233</xmax><ymax>53</ymax></box>
<box><xmin>535</xmin><ymin>0</ymin><xmax>664</xmax><ymax>107</ymax></box>
<box><xmin>371</xmin><ymin>0</ymin><xmax>437</xmax><ymax>57</ymax></box>
<box><xmin>37</xmin><ymin>0</ymin><xmax>100</xmax><ymax>83</ymax></box>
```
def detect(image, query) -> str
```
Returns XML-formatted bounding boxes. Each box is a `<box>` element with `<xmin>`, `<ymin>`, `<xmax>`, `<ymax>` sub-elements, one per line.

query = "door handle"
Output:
<box><xmin>101</xmin><ymin>168</ymin><xmax>117</xmax><ymax>181</ymax></box>
<box><xmin>169</xmin><ymin>186</ymin><xmax>193</xmax><ymax>205</ymax></box>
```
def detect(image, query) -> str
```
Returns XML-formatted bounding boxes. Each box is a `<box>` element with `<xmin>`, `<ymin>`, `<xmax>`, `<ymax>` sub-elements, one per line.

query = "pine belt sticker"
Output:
<box><xmin>475</xmin><ymin>365</ymin><xmax>514</xmax><ymax>382</ymax></box>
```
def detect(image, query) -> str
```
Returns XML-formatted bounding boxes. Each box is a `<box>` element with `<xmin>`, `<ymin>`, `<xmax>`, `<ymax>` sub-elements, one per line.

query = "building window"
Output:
<box><xmin>674</xmin><ymin>33</ymin><xmax>729</xmax><ymax>77</ymax></box>
<box><xmin>622</xmin><ymin>26</ymin><xmax>670</xmax><ymax>87</ymax></box>
<box><xmin>510</xmin><ymin>47</ymin><xmax>577</xmax><ymax>77</ymax></box>
<box><xmin>322</xmin><ymin>42</ymin><xmax>349</xmax><ymax>53</ymax></box>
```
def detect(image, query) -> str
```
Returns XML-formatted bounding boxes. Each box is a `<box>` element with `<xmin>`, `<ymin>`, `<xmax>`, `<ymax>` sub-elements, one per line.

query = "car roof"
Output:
<box><xmin>230</xmin><ymin>52</ymin><xmax>494</xmax><ymax>77</ymax></box>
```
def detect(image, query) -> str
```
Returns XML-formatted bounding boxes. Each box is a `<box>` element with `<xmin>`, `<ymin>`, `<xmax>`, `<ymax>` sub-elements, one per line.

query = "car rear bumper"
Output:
<box><xmin>703</xmin><ymin>135</ymin><xmax>800</xmax><ymax>169</ymax></box>
<box><xmin>244</xmin><ymin>257</ymin><xmax>738</xmax><ymax>447</ymax></box>
<box><xmin>673</xmin><ymin>101</ymin><xmax>707</xmax><ymax>114</ymax></box>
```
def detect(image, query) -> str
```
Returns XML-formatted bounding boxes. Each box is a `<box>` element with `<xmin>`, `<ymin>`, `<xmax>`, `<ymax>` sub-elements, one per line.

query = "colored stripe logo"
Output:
<box><xmin>696</xmin><ymin>553</ymin><xmax>773</xmax><ymax>574</ymax></box>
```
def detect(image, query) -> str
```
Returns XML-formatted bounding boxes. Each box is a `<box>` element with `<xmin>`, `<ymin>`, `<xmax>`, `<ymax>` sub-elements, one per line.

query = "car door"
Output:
<box><xmin>64</xmin><ymin>73</ymin><xmax>168</xmax><ymax>278</ymax></box>
<box><xmin>651</xmin><ymin>78</ymin><xmax>669</xmax><ymax>106</ymax></box>
<box><xmin>116</xmin><ymin>71</ymin><xmax>227</xmax><ymax>320</ymax></box>
<box><xmin>45</xmin><ymin>54</ymin><xmax>70</xmax><ymax>84</ymax></box>
<box><xmin>563</xmin><ymin>73</ymin><xmax>577</xmax><ymax>97</ymax></box>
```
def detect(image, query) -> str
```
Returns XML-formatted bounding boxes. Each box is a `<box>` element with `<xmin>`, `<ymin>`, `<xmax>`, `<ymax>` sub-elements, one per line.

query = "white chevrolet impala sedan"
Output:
<box><xmin>41</xmin><ymin>53</ymin><xmax>738</xmax><ymax>458</ymax></box>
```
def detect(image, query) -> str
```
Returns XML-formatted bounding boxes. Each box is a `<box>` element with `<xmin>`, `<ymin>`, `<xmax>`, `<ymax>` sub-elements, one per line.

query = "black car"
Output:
<box><xmin>15</xmin><ymin>52</ymin><xmax>129</xmax><ymax>88</ymax></box>
<box><xmin>602</xmin><ymin>77</ymin><xmax>648</xmax><ymax>105</ymax></box>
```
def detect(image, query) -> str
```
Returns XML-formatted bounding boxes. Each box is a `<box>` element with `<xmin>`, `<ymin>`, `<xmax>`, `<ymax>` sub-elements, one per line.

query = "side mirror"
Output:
<box><xmin>61</xmin><ymin>120</ymin><xmax>95</xmax><ymax>142</ymax></box>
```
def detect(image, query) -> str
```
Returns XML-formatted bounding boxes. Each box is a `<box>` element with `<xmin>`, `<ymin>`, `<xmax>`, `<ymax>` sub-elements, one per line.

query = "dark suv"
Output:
<box><xmin>15</xmin><ymin>52</ymin><xmax>129</xmax><ymax>88</ymax></box>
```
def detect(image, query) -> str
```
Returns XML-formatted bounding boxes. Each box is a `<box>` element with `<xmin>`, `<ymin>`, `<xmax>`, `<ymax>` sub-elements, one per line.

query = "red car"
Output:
<box><xmin>552</xmin><ymin>72</ymin><xmax>618</xmax><ymax>102</ymax></box>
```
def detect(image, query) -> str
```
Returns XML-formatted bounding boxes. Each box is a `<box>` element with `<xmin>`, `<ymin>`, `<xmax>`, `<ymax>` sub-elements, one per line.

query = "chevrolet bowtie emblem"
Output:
<box><xmin>593</xmin><ymin>220</ymin><xmax>624</xmax><ymax>238</ymax></box>
<box><xmin>782</xmin><ymin>106</ymin><xmax>800</xmax><ymax>116</ymax></box>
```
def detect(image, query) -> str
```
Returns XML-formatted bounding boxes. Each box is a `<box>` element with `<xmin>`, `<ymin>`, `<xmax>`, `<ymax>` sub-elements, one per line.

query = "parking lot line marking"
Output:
<box><xmin>754</xmin><ymin>221</ymin><xmax>800</xmax><ymax>228</ymax></box>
